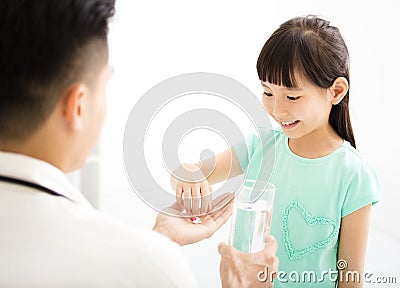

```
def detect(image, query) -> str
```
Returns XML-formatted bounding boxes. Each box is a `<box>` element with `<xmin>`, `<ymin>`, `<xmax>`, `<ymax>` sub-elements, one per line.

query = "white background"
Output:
<box><xmin>98</xmin><ymin>0</ymin><xmax>399</xmax><ymax>286</ymax></box>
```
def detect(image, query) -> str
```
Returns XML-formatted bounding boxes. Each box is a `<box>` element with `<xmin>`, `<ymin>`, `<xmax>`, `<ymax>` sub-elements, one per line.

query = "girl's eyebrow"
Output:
<box><xmin>261</xmin><ymin>82</ymin><xmax>303</xmax><ymax>91</ymax></box>
<box><xmin>287</xmin><ymin>87</ymin><xmax>303</xmax><ymax>91</ymax></box>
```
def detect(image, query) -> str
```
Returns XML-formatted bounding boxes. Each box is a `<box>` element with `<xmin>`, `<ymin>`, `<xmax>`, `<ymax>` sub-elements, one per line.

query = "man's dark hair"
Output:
<box><xmin>0</xmin><ymin>0</ymin><xmax>115</xmax><ymax>142</ymax></box>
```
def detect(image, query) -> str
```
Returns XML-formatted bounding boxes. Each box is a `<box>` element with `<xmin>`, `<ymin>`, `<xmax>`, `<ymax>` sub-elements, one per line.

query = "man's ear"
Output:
<box><xmin>62</xmin><ymin>83</ymin><xmax>89</xmax><ymax>130</ymax></box>
<box><xmin>327</xmin><ymin>77</ymin><xmax>349</xmax><ymax>105</ymax></box>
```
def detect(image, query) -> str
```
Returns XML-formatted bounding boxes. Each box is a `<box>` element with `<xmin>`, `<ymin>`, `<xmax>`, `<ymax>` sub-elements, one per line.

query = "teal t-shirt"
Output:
<box><xmin>234</xmin><ymin>128</ymin><xmax>380</xmax><ymax>288</ymax></box>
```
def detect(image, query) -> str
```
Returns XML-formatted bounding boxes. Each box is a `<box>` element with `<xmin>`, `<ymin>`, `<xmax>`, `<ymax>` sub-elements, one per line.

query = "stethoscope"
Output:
<box><xmin>0</xmin><ymin>175</ymin><xmax>73</xmax><ymax>202</ymax></box>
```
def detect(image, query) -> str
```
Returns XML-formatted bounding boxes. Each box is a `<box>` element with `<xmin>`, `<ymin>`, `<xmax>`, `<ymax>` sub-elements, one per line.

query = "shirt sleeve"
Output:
<box><xmin>341</xmin><ymin>161</ymin><xmax>381</xmax><ymax>217</ymax></box>
<box><xmin>233</xmin><ymin>128</ymin><xmax>276</xmax><ymax>177</ymax></box>
<box><xmin>233</xmin><ymin>131</ymin><xmax>260</xmax><ymax>173</ymax></box>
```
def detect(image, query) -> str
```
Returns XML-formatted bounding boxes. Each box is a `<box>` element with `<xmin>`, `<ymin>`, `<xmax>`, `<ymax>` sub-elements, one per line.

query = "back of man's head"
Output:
<box><xmin>0</xmin><ymin>0</ymin><xmax>115</xmax><ymax>142</ymax></box>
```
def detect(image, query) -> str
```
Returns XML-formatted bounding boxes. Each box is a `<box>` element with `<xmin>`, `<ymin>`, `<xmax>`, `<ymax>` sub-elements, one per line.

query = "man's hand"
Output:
<box><xmin>153</xmin><ymin>193</ymin><xmax>233</xmax><ymax>246</ymax></box>
<box><xmin>218</xmin><ymin>236</ymin><xmax>279</xmax><ymax>288</ymax></box>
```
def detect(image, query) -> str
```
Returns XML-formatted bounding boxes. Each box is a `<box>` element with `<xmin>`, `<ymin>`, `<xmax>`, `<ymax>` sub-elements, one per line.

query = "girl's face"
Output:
<box><xmin>261</xmin><ymin>72</ymin><xmax>333</xmax><ymax>140</ymax></box>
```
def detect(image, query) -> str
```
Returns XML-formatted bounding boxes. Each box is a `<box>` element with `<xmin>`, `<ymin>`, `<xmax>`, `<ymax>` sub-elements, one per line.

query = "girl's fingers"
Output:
<box><xmin>200</xmin><ymin>183</ymin><xmax>212</xmax><ymax>214</ymax></box>
<box><xmin>183</xmin><ymin>185</ymin><xmax>192</xmax><ymax>214</ymax></box>
<box><xmin>175</xmin><ymin>186</ymin><xmax>184</xmax><ymax>209</ymax></box>
<box><xmin>191</xmin><ymin>184</ymin><xmax>201</xmax><ymax>215</ymax></box>
<box><xmin>174</xmin><ymin>180</ymin><xmax>216</xmax><ymax>215</ymax></box>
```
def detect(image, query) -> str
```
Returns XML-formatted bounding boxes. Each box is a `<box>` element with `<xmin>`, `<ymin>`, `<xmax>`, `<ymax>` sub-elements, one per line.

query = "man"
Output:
<box><xmin>0</xmin><ymin>0</ymin><xmax>278</xmax><ymax>287</ymax></box>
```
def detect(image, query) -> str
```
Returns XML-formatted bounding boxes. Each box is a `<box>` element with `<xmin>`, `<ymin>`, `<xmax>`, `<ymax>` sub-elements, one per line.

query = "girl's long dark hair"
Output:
<box><xmin>256</xmin><ymin>16</ymin><xmax>356</xmax><ymax>148</ymax></box>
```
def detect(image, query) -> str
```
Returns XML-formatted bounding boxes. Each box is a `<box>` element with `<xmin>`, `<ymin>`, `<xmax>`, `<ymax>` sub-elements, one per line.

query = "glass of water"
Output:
<box><xmin>228</xmin><ymin>180</ymin><xmax>275</xmax><ymax>253</ymax></box>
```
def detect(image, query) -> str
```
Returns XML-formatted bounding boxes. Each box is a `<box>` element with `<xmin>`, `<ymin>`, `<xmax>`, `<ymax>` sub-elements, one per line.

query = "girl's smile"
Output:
<box><xmin>280</xmin><ymin>120</ymin><xmax>300</xmax><ymax>129</ymax></box>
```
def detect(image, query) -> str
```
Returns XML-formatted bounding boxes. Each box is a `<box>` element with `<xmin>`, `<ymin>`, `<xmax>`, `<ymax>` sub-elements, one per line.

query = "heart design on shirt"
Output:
<box><xmin>282</xmin><ymin>199</ymin><xmax>339</xmax><ymax>260</ymax></box>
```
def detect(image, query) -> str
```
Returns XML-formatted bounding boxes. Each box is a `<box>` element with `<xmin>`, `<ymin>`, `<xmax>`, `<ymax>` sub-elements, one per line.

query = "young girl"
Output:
<box><xmin>171</xmin><ymin>16</ymin><xmax>380</xmax><ymax>287</ymax></box>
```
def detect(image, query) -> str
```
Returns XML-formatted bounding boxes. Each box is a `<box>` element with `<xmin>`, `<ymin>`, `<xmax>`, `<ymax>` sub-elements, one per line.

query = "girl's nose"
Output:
<box><xmin>272</xmin><ymin>97</ymin><xmax>288</xmax><ymax>117</ymax></box>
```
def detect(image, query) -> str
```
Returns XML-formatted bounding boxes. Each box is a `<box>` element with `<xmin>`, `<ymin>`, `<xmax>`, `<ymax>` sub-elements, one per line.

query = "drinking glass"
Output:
<box><xmin>228</xmin><ymin>180</ymin><xmax>275</xmax><ymax>253</ymax></box>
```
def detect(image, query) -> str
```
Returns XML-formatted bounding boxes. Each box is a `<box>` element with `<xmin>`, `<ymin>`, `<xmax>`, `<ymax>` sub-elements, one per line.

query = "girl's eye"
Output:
<box><xmin>287</xmin><ymin>96</ymin><xmax>301</xmax><ymax>101</ymax></box>
<box><xmin>263</xmin><ymin>92</ymin><xmax>273</xmax><ymax>97</ymax></box>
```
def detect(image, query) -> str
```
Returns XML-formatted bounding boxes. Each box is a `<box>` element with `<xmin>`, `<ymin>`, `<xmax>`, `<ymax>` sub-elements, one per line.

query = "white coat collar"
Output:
<box><xmin>0</xmin><ymin>151</ymin><xmax>92</xmax><ymax>208</ymax></box>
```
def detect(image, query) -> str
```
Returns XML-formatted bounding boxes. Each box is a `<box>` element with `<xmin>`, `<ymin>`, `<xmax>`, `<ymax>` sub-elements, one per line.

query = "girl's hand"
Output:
<box><xmin>170</xmin><ymin>163</ymin><xmax>213</xmax><ymax>216</ymax></box>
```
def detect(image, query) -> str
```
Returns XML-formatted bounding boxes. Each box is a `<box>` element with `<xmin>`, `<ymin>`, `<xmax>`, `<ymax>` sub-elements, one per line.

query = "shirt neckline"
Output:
<box><xmin>282</xmin><ymin>132</ymin><xmax>349</xmax><ymax>164</ymax></box>
<box><xmin>0</xmin><ymin>151</ymin><xmax>92</xmax><ymax>207</ymax></box>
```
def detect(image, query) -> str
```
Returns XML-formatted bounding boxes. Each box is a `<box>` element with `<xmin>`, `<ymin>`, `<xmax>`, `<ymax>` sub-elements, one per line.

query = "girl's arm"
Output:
<box><xmin>196</xmin><ymin>147</ymin><xmax>243</xmax><ymax>185</ymax></box>
<box><xmin>170</xmin><ymin>147</ymin><xmax>243</xmax><ymax>186</ymax></box>
<box><xmin>337</xmin><ymin>204</ymin><xmax>372</xmax><ymax>288</ymax></box>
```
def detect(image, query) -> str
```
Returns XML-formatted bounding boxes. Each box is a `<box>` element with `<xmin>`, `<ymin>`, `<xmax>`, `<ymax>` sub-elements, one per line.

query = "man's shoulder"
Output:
<box><xmin>0</xmin><ymin>191</ymin><xmax>195</xmax><ymax>287</ymax></box>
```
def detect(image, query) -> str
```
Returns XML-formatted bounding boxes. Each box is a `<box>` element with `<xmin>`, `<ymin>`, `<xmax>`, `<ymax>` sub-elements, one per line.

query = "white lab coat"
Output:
<box><xmin>0</xmin><ymin>152</ymin><xmax>198</xmax><ymax>288</ymax></box>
